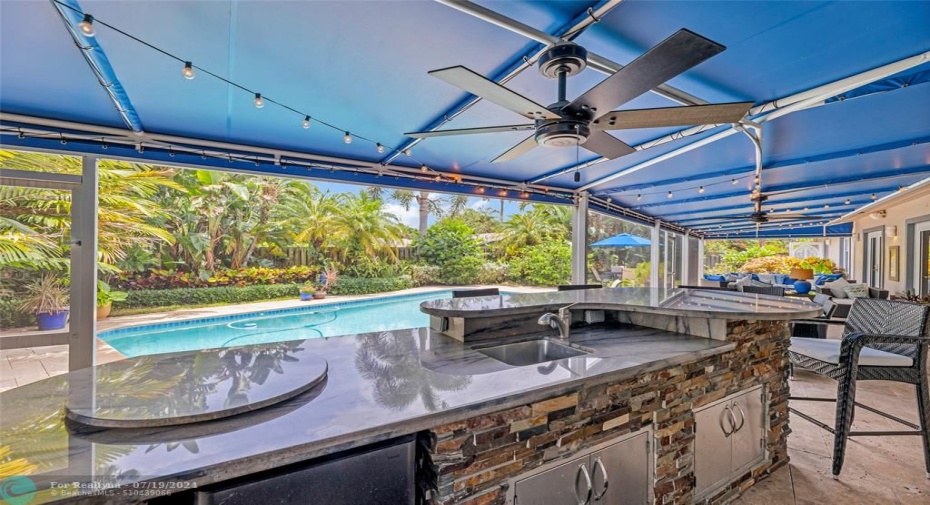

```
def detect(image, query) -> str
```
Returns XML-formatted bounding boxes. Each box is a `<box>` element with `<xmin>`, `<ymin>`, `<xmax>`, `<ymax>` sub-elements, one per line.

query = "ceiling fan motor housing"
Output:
<box><xmin>538</xmin><ymin>42</ymin><xmax>588</xmax><ymax>78</ymax></box>
<box><xmin>535</xmin><ymin>119</ymin><xmax>590</xmax><ymax>147</ymax></box>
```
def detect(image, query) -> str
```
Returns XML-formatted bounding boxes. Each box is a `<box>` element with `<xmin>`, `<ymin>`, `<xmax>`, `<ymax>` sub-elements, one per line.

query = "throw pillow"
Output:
<box><xmin>822</xmin><ymin>278</ymin><xmax>850</xmax><ymax>298</ymax></box>
<box><xmin>773</xmin><ymin>274</ymin><xmax>789</xmax><ymax>285</ymax></box>
<box><xmin>843</xmin><ymin>283</ymin><xmax>870</xmax><ymax>299</ymax></box>
<box><xmin>750</xmin><ymin>279</ymin><xmax>773</xmax><ymax>288</ymax></box>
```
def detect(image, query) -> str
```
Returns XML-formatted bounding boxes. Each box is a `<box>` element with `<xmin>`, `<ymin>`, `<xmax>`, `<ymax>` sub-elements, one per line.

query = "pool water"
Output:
<box><xmin>100</xmin><ymin>291</ymin><xmax>462</xmax><ymax>357</ymax></box>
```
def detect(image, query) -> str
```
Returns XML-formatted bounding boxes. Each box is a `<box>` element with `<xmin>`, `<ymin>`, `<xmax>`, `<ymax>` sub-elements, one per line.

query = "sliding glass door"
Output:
<box><xmin>865</xmin><ymin>230</ymin><xmax>884</xmax><ymax>289</ymax></box>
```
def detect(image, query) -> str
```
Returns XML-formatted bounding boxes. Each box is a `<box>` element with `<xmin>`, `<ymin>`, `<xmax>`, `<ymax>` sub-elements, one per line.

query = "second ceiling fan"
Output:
<box><xmin>405</xmin><ymin>29</ymin><xmax>753</xmax><ymax>163</ymax></box>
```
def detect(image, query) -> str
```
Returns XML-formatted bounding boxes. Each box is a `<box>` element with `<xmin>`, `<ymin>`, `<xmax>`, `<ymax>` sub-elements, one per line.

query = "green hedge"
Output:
<box><xmin>114</xmin><ymin>276</ymin><xmax>414</xmax><ymax>309</ymax></box>
<box><xmin>1</xmin><ymin>277</ymin><xmax>418</xmax><ymax>327</ymax></box>
<box><xmin>329</xmin><ymin>276</ymin><xmax>414</xmax><ymax>295</ymax></box>
<box><xmin>0</xmin><ymin>299</ymin><xmax>34</xmax><ymax>328</ymax></box>
<box><xmin>116</xmin><ymin>283</ymin><xmax>300</xmax><ymax>309</ymax></box>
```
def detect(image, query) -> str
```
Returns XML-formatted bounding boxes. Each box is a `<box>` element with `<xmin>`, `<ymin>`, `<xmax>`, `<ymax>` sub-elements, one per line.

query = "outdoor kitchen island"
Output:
<box><xmin>0</xmin><ymin>288</ymin><xmax>820</xmax><ymax>505</ymax></box>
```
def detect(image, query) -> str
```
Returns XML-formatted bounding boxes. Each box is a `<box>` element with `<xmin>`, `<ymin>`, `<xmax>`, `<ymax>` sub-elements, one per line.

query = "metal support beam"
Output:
<box><xmin>569</xmin><ymin>50</ymin><xmax>930</xmax><ymax>191</ymax></box>
<box><xmin>595</xmin><ymin>135</ymin><xmax>930</xmax><ymax>195</ymax></box>
<box><xmin>681</xmin><ymin>236</ymin><xmax>690</xmax><ymax>286</ymax></box>
<box><xmin>571</xmin><ymin>193</ymin><xmax>589</xmax><ymax>284</ymax></box>
<box><xmin>436</xmin><ymin>0</ymin><xmax>706</xmax><ymax>106</ymax></box>
<box><xmin>51</xmin><ymin>0</ymin><xmax>143</xmax><ymax>133</ymax></box>
<box><xmin>69</xmin><ymin>155</ymin><xmax>98</xmax><ymax>371</ymax></box>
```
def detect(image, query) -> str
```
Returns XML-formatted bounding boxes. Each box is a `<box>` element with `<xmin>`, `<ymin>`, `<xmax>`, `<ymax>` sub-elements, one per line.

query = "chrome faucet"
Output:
<box><xmin>538</xmin><ymin>304</ymin><xmax>576</xmax><ymax>340</ymax></box>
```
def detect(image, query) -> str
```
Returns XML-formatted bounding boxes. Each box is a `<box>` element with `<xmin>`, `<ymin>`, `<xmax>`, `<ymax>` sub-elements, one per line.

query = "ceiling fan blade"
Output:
<box><xmin>429</xmin><ymin>66</ymin><xmax>561</xmax><ymax>120</ymax></box>
<box><xmin>492</xmin><ymin>135</ymin><xmax>538</xmax><ymax>163</ymax></box>
<box><xmin>582</xmin><ymin>131</ymin><xmax>636</xmax><ymax>159</ymax></box>
<box><xmin>597</xmin><ymin>102</ymin><xmax>753</xmax><ymax>130</ymax></box>
<box><xmin>405</xmin><ymin>124</ymin><xmax>535</xmax><ymax>138</ymax></box>
<box><xmin>564</xmin><ymin>29</ymin><xmax>725</xmax><ymax>119</ymax></box>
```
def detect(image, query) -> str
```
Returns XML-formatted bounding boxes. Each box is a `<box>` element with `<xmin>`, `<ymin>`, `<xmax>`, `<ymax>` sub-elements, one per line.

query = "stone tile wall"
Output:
<box><xmin>425</xmin><ymin>319</ymin><xmax>790</xmax><ymax>505</ymax></box>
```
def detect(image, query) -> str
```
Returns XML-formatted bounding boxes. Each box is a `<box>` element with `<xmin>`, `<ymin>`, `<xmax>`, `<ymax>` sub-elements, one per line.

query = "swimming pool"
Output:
<box><xmin>100</xmin><ymin>290</ymin><xmax>472</xmax><ymax>357</ymax></box>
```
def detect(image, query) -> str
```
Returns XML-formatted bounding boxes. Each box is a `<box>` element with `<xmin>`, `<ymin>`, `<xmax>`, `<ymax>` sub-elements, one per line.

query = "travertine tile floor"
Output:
<box><xmin>2</xmin><ymin>313</ymin><xmax>928</xmax><ymax>503</ymax></box>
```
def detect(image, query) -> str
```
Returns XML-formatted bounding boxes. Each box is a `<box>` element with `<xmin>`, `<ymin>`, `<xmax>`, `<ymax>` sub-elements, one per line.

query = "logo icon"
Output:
<box><xmin>0</xmin><ymin>476</ymin><xmax>36</xmax><ymax>505</ymax></box>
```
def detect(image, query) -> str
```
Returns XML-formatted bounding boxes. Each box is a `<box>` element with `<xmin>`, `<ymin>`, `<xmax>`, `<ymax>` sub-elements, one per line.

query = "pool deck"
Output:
<box><xmin>0</xmin><ymin>285</ymin><xmax>545</xmax><ymax>391</ymax></box>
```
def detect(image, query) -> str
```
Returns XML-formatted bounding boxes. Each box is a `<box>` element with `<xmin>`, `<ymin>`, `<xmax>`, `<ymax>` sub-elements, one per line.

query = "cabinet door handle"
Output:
<box><xmin>591</xmin><ymin>457</ymin><xmax>609</xmax><ymax>501</ymax></box>
<box><xmin>574</xmin><ymin>463</ymin><xmax>593</xmax><ymax>505</ymax></box>
<box><xmin>720</xmin><ymin>406</ymin><xmax>734</xmax><ymax>437</ymax></box>
<box><xmin>731</xmin><ymin>402</ymin><xmax>746</xmax><ymax>432</ymax></box>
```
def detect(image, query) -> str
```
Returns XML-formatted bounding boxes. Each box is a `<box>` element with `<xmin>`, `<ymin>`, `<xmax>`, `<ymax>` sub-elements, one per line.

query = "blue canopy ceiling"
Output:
<box><xmin>1</xmin><ymin>0</ymin><xmax>928</xmax><ymax>238</ymax></box>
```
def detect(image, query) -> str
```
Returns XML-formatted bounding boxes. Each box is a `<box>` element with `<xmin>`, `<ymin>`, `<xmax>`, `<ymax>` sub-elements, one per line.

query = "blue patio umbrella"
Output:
<box><xmin>590</xmin><ymin>233</ymin><xmax>651</xmax><ymax>247</ymax></box>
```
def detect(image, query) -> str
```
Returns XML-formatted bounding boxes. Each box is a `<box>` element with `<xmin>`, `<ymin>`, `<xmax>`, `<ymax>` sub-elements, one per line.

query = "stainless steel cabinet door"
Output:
<box><xmin>513</xmin><ymin>456</ymin><xmax>591</xmax><ymax>505</ymax></box>
<box><xmin>694</xmin><ymin>401</ymin><xmax>733</xmax><ymax>496</ymax></box>
<box><xmin>590</xmin><ymin>432</ymin><xmax>650</xmax><ymax>505</ymax></box>
<box><xmin>730</xmin><ymin>390</ymin><xmax>765</xmax><ymax>471</ymax></box>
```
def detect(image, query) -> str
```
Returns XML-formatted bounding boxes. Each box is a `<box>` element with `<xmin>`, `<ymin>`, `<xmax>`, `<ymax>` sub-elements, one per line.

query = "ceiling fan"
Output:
<box><xmin>405</xmin><ymin>29</ymin><xmax>753</xmax><ymax>163</ymax></box>
<box><xmin>695</xmin><ymin>182</ymin><xmax>831</xmax><ymax>227</ymax></box>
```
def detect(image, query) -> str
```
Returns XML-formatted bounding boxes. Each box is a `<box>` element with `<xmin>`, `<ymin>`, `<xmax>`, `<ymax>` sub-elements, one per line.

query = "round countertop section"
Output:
<box><xmin>65</xmin><ymin>340</ymin><xmax>327</xmax><ymax>428</ymax></box>
<box><xmin>420</xmin><ymin>287</ymin><xmax>823</xmax><ymax>321</ymax></box>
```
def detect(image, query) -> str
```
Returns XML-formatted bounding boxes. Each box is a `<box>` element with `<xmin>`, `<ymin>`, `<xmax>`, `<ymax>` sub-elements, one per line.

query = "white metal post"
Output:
<box><xmin>650</xmin><ymin>221</ymin><xmax>661</xmax><ymax>288</ymax></box>
<box><xmin>69</xmin><ymin>155</ymin><xmax>98</xmax><ymax>371</ymax></box>
<box><xmin>571</xmin><ymin>193</ymin><xmax>589</xmax><ymax>284</ymax></box>
<box><xmin>681</xmin><ymin>234</ymin><xmax>691</xmax><ymax>284</ymax></box>
<box><xmin>698</xmin><ymin>239</ymin><xmax>706</xmax><ymax>284</ymax></box>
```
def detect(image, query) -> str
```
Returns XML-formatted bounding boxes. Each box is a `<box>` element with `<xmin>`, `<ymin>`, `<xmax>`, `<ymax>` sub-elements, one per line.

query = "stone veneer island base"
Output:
<box><xmin>425</xmin><ymin>319</ymin><xmax>790</xmax><ymax>505</ymax></box>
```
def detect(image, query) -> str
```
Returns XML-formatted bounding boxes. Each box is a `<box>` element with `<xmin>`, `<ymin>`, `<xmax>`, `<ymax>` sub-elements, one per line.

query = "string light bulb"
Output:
<box><xmin>78</xmin><ymin>14</ymin><xmax>95</xmax><ymax>37</ymax></box>
<box><xmin>871</xmin><ymin>193</ymin><xmax>877</xmax><ymax>200</ymax></box>
<box><xmin>254</xmin><ymin>93</ymin><xmax>264</xmax><ymax>108</ymax></box>
<box><xmin>302</xmin><ymin>116</ymin><xmax>311</xmax><ymax>129</ymax></box>
<box><xmin>824</xmin><ymin>203</ymin><xmax>830</xmax><ymax>209</ymax></box>
<box><xmin>344</xmin><ymin>131</ymin><xmax>352</xmax><ymax>144</ymax></box>
<box><xmin>403</xmin><ymin>149</ymin><xmax>411</xmax><ymax>157</ymax></box>
<box><xmin>182</xmin><ymin>61</ymin><xmax>195</xmax><ymax>80</ymax></box>
<box><xmin>698</xmin><ymin>186</ymin><xmax>705</xmax><ymax>194</ymax></box>
<box><xmin>636</xmin><ymin>194</ymin><xmax>642</xmax><ymax>201</ymax></box>
<box><xmin>731</xmin><ymin>178</ymin><xmax>738</xmax><ymax>185</ymax></box>
<box><xmin>667</xmin><ymin>191</ymin><xmax>673</xmax><ymax>199</ymax></box>
<box><xmin>476</xmin><ymin>186</ymin><xmax>485</xmax><ymax>194</ymax></box>
<box><xmin>376</xmin><ymin>143</ymin><xmax>384</xmax><ymax>153</ymax></box>
<box><xmin>420</xmin><ymin>164</ymin><xmax>428</xmax><ymax>172</ymax></box>
<box><xmin>845</xmin><ymin>198</ymin><xmax>851</xmax><ymax>205</ymax></box>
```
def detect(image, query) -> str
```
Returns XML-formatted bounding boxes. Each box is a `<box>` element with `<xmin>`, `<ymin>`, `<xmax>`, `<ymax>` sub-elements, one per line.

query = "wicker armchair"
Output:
<box><xmin>788</xmin><ymin>298</ymin><xmax>930</xmax><ymax>478</ymax></box>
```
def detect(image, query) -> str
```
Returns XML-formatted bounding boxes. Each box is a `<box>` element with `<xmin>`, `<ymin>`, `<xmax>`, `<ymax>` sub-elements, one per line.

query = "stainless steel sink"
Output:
<box><xmin>474</xmin><ymin>339</ymin><xmax>591</xmax><ymax>366</ymax></box>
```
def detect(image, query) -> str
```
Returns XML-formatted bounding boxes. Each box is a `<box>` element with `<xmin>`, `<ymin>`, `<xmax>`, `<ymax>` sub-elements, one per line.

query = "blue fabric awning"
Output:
<box><xmin>1</xmin><ymin>1</ymin><xmax>926</xmax><ymax>238</ymax></box>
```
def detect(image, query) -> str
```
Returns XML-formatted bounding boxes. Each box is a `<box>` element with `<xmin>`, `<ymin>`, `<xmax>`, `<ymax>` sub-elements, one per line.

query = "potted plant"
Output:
<box><xmin>96</xmin><ymin>280</ymin><xmax>128</xmax><ymax>320</ymax></box>
<box><xmin>18</xmin><ymin>274</ymin><xmax>70</xmax><ymax>331</ymax></box>
<box><xmin>299</xmin><ymin>282</ymin><xmax>316</xmax><ymax>301</ymax></box>
<box><xmin>312</xmin><ymin>267</ymin><xmax>340</xmax><ymax>300</ymax></box>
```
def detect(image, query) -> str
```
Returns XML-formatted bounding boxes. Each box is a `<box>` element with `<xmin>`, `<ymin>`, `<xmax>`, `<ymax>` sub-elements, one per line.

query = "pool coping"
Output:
<box><xmin>99</xmin><ymin>289</ymin><xmax>457</xmax><ymax>338</ymax></box>
<box><xmin>98</xmin><ymin>286</ymin><xmax>530</xmax><ymax>339</ymax></box>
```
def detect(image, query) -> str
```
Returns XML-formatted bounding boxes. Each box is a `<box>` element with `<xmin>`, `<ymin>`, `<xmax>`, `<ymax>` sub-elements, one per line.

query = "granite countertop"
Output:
<box><xmin>0</xmin><ymin>323</ymin><xmax>732</xmax><ymax>502</ymax></box>
<box><xmin>421</xmin><ymin>287</ymin><xmax>823</xmax><ymax>320</ymax></box>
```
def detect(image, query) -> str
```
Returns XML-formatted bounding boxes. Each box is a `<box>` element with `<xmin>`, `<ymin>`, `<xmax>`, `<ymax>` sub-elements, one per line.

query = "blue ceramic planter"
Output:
<box><xmin>793</xmin><ymin>280</ymin><xmax>812</xmax><ymax>295</ymax></box>
<box><xmin>36</xmin><ymin>311</ymin><xmax>69</xmax><ymax>331</ymax></box>
<box><xmin>299</xmin><ymin>292</ymin><xmax>313</xmax><ymax>301</ymax></box>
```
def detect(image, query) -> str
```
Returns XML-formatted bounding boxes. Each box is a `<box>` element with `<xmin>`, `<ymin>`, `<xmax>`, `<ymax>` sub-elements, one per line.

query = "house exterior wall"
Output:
<box><xmin>850</xmin><ymin>187</ymin><xmax>930</xmax><ymax>295</ymax></box>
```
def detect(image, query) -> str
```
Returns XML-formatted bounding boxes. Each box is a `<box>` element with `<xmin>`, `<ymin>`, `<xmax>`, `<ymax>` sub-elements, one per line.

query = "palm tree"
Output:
<box><xmin>498</xmin><ymin>204</ymin><xmax>571</xmax><ymax>257</ymax></box>
<box><xmin>0</xmin><ymin>150</ymin><xmax>180</xmax><ymax>271</ymax></box>
<box><xmin>331</xmin><ymin>193</ymin><xmax>405</xmax><ymax>262</ymax></box>
<box><xmin>273</xmin><ymin>182</ymin><xmax>343</xmax><ymax>262</ymax></box>
<box><xmin>390</xmin><ymin>190</ymin><xmax>443</xmax><ymax>237</ymax></box>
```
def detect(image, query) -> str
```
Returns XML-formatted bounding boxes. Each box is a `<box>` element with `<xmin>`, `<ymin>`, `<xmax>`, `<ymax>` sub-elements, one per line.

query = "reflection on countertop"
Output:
<box><xmin>0</xmin><ymin>323</ymin><xmax>732</xmax><ymax>502</ymax></box>
<box><xmin>420</xmin><ymin>287</ymin><xmax>822</xmax><ymax>320</ymax></box>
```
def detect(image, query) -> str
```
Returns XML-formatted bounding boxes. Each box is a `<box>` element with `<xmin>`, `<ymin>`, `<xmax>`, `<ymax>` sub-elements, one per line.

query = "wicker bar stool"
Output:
<box><xmin>788</xmin><ymin>298</ymin><xmax>930</xmax><ymax>478</ymax></box>
<box><xmin>741</xmin><ymin>285</ymin><xmax>786</xmax><ymax>296</ymax></box>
